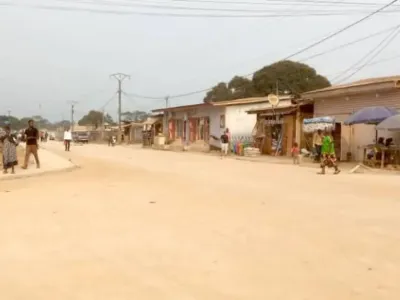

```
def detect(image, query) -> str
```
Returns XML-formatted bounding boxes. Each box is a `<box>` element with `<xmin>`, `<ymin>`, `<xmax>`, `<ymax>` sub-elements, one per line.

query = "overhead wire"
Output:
<box><xmin>331</xmin><ymin>25</ymin><xmax>400</xmax><ymax>82</ymax></box>
<box><xmin>100</xmin><ymin>92</ymin><xmax>117</xmax><ymax>110</ymax></box>
<box><xmin>49</xmin><ymin>0</ymin><xmax>400</xmax><ymax>14</ymax></box>
<box><xmin>170</xmin><ymin>0</ymin><xmax>400</xmax><ymax>7</ymax></box>
<box><xmin>334</xmin><ymin>26</ymin><xmax>400</xmax><ymax>83</ymax></box>
<box><xmin>164</xmin><ymin>0</ymin><xmax>400</xmax><ymax>98</ymax></box>
<box><xmin>298</xmin><ymin>23</ymin><xmax>400</xmax><ymax>62</ymax></box>
<box><xmin>5</xmin><ymin>1</ymin><xmax>400</xmax><ymax>17</ymax></box>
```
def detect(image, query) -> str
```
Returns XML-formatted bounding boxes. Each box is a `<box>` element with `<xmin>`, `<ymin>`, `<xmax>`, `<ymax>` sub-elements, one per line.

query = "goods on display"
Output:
<box><xmin>303</xmin><ymin>117</ymin><xmax>335</xmax><ymax>133</ymax></box>
<box><xmin>244</xmin><ymin>147</ymin><xmax>261</xmax><ymax>157</ymax></box>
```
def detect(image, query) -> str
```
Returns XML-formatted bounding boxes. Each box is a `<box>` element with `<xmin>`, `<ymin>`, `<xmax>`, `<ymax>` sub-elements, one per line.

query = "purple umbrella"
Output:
<box><xmin>344</xmin><ymin>106</ymin><xmax>398</xmax><ymax>125</ymax></box>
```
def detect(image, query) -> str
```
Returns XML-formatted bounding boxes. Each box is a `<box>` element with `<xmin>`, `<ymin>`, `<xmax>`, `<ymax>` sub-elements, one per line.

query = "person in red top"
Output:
<box><xmin>291</xmin><ymin>142</ymin><xmax>300</xmax><ymax>165</ymax></box>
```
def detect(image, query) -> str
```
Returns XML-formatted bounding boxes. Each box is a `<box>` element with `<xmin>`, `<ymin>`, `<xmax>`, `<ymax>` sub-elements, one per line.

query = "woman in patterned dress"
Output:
<box><xmin>318</xmin><ymin>130</ymin><xmax>340</xmax><ymax>175</ymax></box>
<box><xmin>1</xmin><ymin>125</ymin><xmax>18</xmax><ymax>174</ymax></box>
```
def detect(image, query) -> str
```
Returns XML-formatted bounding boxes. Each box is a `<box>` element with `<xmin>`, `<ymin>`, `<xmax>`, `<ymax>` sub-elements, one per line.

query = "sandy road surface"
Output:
<box><xmin>1</xmin><ymin>142</ymin><xmax>400</xmax><ymax>300</ymax></box>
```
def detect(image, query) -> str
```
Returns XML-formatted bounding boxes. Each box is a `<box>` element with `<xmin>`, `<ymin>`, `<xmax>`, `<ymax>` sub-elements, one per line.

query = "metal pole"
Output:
<box><xmin>110</xmin><ymin>73</ymin><xmax>130</xmax><ymax>143</ymax></box>
<box><xmin>118</xmin><ymin>80</ymin><xmax>122</xmax><ymax>133</ymax></box>
<box><xmin>67</xmin><ymin>101</ymin><xmax>78</xmax><ymax>132</ymax></box>
<box><xmin>165</xmin><ymin>96</ymin><xmax>169</xmax><ymax>108</ymax></box>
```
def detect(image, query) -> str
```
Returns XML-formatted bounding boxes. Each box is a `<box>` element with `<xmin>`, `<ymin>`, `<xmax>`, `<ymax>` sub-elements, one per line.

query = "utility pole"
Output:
<box><xmin>164</xmin><ymin>96</ymin><xmax>170</xmax><ymax>137</ymax></box>
<box><xmin>68</xmin><ymin>101</ymin><xmax>78</xmax><ymax>132</ymax></box>
<box><xmin>110</xmin><ymin>73</ymin><xmax>130</xmax><ymax>142</ymax></box>
<box><xmin>7</xmin><ymin>110</ymin><xmax>11</xmax><ymax>123</ymax></box>
<box><xmin>165</xmin><ymin>95</ymin><xmax>169</xmax><ymax>108</ymax></box>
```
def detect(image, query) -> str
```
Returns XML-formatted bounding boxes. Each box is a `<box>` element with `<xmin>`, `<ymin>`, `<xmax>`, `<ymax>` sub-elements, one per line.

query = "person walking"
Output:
<box><xmin>220</xmin><ymin>129</ymin><xmax>229</xmax><ymax>158</ymax></box>
<box><xmin>291</xmin><ymin>142</ymin><xmax>300</xmax><ymax>165</ymax></box>
<box><xmin>318</xmin><ymin>130</ymin><xmax>340</xmax><ymax>175</ymax></box>
<box><xmin>64</xmin><ymin>128</ymin><xmax>72</xmax><ymax>151</ymax></box>
<box><xmin>1</xmin><ymin>125</ymin><xmax>18</xmax><ymax>174</ymax></box>
<box><xmin>225</xmin><ymin>128</ymin><xmax>232</xmax><ymax>154</ymax></box>
<box><xmin>313</xmin><ymin>129</ymin><xmax>323</xmax><ymax>162</ymax></box>
<box><xmin>22</xmin><ymin>119</ymin><xmax>40</xmax><ymax>169</ymax></box>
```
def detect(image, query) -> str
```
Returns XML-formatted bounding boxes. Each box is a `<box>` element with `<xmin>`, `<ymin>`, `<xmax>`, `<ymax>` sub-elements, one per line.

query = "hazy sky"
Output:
<box><xmin>1</xmin><ymin>0</ymin><xmax>399</xmax><ymax>122</ymax></box>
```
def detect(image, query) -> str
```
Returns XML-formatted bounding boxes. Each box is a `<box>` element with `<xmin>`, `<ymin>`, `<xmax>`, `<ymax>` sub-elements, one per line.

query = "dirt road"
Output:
<box><xmin>1</xmin><ymin>142</ymin><xmax>400</xmax><ymax>300</ymax></box>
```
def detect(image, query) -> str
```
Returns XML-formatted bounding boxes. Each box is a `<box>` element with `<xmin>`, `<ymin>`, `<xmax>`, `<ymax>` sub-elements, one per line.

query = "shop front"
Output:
<box><xmin>248</xmin><ymin>103</ymin><xmax>313</xmax><ymax>156</ymax></box>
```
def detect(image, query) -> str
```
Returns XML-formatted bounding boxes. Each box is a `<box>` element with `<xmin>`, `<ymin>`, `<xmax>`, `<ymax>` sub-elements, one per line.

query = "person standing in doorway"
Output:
<box><xmin>64</xmin><ymin>128</ymin><xmax>72</xmax><ymax>151</ymax></box>
<box><xmin>220</xmin><ymin>129</ymin><xmax>229</xmax><ymax>158</ymax></box>
<box><xmin>313</xmin><ymin>129</ymin><xmax>323</xmax><ymax>162</ymax></box>
<box><xmin>22</xmin><ymin>119</ymin><xmax>40</xmax><ymax>169</ymax></box>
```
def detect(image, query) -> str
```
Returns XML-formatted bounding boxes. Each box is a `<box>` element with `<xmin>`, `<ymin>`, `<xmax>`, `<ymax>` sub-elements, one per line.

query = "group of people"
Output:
<box><xmin>291</xmin><ymin>129</ymin><xmax>340</xmax><ymax>175</ymax></box>
<box><xmin>1</xmin><ymin>119</ymin><xmax>40</xmax><ymax>175</ymax></box>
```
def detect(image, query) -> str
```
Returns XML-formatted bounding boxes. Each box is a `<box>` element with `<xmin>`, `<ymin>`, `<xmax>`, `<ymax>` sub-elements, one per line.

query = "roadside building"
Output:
<box><xmin>151</xmin><ymin>97</ymin><xmax>276</xmax><ymax>151</ymax></box>
<box><xmin>301</xmin><ymin>76</ymin><xmax>400</xmax><ymax>161</ymax></box>
<box><xmin>246</xmin><ymin>96</ymin><xmax>313</xmax><ymax>156</ymax></box>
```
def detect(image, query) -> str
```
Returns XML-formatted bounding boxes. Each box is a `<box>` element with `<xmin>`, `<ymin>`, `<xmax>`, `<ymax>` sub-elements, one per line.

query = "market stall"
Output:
<box><xmin>302</xmin><ymin>116</ymin><xmax>336</xmax><ymax>158</ymax></box>
<box><xmin>344</xmin><ymin>106</ymin><xmax>398</xmax><ymax>172</ymax></box>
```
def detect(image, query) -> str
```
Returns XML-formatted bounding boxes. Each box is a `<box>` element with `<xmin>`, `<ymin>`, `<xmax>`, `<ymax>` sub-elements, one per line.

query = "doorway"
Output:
<box><xmin>333</xmin><ymin>122</ymin><xmax>342</xmax><ymax>160</ymax></box>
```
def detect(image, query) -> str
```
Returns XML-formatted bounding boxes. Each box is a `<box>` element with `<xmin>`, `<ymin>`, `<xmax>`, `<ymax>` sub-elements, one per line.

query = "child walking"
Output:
<box><xmin>291</xmin><ymin>142</ymin><xmax>300</xmax><ymax>165</ymax></box>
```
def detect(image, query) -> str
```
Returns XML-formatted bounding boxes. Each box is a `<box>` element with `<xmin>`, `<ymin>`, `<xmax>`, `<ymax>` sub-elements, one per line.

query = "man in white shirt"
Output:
<box><xmin>64</xmin><ymin>128</ymin><xmax>72</xmax><ymax>151</ymax></box>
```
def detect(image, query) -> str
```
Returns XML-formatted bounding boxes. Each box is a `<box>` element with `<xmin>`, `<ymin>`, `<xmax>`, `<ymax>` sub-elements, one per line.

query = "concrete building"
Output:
<box><xmin>301</xmin><ymin>76</ymin><xmax>400</xmax><ymax>161</ymax></box>
<box><xmin>151</xmin><ymin>97</ymin><xmax>276</xmax><ymax>150</ymax></box>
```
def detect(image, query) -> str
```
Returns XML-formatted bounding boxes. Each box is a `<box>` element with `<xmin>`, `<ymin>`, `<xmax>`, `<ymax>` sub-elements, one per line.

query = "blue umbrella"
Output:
<box><xmin>344</xmin><ymin>106</ymin><xmax>398</xmax><ymax>125</ymax></box>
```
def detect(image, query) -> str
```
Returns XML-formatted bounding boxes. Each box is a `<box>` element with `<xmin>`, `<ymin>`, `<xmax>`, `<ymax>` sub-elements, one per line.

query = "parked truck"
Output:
<box><xmin>73</xmin><ymin>131</ymin><xmax>90</xmax><ymax>144</ymax></box>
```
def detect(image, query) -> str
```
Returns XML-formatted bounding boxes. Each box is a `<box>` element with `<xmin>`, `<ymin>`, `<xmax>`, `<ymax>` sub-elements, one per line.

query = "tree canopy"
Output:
<box><xmin>121</xmin><ymin>110</ymin><xmax>149</xmax><ymax>122</ymax></box>
<box><xmin>0</xmin><ymin>115</ymin><xmax>56</xmax><ymax>130</ymax></box>
<box><xmin>203</xmin><ymin>60</ymin><xmax>330</xmax><ymax>102</ymax></box>
<box><xmin>78</xmin><ymin>110</ymin><xmax>114</xmax><ymax>128</ymax></box>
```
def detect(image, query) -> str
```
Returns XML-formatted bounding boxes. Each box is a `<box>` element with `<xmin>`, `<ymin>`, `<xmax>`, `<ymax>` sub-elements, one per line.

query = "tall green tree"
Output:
<box><xmin>203</xmin><ymin>82</ymin><xmax>232</xmax><ymax>103</ymax></box>
<box><xmin>252</xmin><ymin>60</ymin><xmax>330</xmax><ymax>96</ymax></box>
<box><xmin>122</xmin><ymin>110</ymin><xmax>149</xmax><ymax>122</ymax></box>
<box><xmin>78</xmin><ymin>110</ymin><xmax>114</xmax><ymax>129</ymax></box>
<box><xmin>228</xmin><ymin>76</ymin><xmax>258</xmax><ymax>99</ymax></box>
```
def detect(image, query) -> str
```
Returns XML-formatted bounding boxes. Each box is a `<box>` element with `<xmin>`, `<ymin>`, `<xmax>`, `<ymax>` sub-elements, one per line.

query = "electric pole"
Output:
<box><xmin>68</xmin><ymin>101</ymin><xmax>78</xmax><ymax>132</ymax></box>
<box><xmin>110</xmin><ymin>73</ymin><xmax>130</xmax><ymax>141</ymax></box>
<box><xmin>165</xmin><ymin>96</ymin><xmax>169</xmax><ymax>108</ymax></box>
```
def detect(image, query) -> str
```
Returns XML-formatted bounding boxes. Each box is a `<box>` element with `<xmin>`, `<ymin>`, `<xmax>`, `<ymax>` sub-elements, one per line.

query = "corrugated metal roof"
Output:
<box><xmin>211</xmin><ymin>95</ymin><xmax>292</xmax><ymax>106</ymax></box>
<box><xmin>142</xmin><ymin>117</ymin><xmax>162</xmax><ymax>125</ymax></box>
<box><xmin>151</xmin><ymin>96</ymin><xmax>293</xmax><ymax>112</ymax></box>
<box><xmin>302</xmin><ymin>75</ymin><xmax>400</xmax><ymax>96</ymax></box>
<box><xmin>152</xmin><ymin>103</ymin><xmax>211</xmax><ymax>113</ymax></box>
<box><xmin>246</xmin><ymin>100</ymin><xmax>296</xmax><ymax>114</ymax></box>
<box><xmin>259</xmin><ymin>107</ymin><xmax>297</xmax><ymax>116</ymax></box>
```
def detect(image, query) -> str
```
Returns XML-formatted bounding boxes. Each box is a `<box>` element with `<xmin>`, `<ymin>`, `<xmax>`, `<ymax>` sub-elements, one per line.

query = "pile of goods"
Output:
<box><xmin>244</xmin><ymin>147</ymin><xmax>261</xmax><ymax>157</ymax></box>
<box><xmin>303</xmin><ymin>116</ymin><xmax>335</xmax><ymax>133</ymax></box>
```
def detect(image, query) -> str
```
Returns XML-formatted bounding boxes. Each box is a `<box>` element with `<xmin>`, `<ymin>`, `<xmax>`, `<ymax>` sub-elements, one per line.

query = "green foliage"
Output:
<box><xmin>204</xmin><ymin>82</ymin><xmax>232</xmax><ymax>103</ymax></box>
<box><xmin>78</xmin><ymin>110</ymin><xmax>114</xmax><ymax>128</ymax></box>
<box><xmin>121</xmin><ymin>110</ymin><xmax>149</xmax><ymax>122</ymax></box>
<box><xmin>203</xmin><ymin>60</ymin><xmax>331</xmax><ymax>102</ymax></box>
<box><xmin>0</xmin><ymin>115</ymin><xmax>58</xmax><ymax>130</ymax></box>
<box><xmin>252</xmin><ymin>60</ymin><xmax>331</xmax><ymax>96</ymax></box>
<box><xmin>228</xmin><ymin>76</ymin><xmax>258</xmax><ymax>99</ymax></box>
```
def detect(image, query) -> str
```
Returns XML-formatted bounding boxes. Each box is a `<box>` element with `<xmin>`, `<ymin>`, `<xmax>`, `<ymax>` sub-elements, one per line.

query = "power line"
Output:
<box><xmin>123</xmin><ymin>22</ymin><xmax>400</xmax><ymax>101</ymax></box>
<box><xmin>52</xmin><ymin>0</ymin><xmax>400</xmax><ymax>14</ymax></box>
<box><xmin>6</xmin><ymin>2</ymin><xmax>400</xmax><ymax>17</ymax></box>
<box><xmin>100</xmin><ymin>92</ymin><xmax>117</xmax><ymax>110</ymax></box>
<box><xmin>299</xmin><ymin>23</ymin><xmax>400</xmax><ymax>62</ymax></box>
<box><xmin>335</xmin><ymin>27</ymin><xmax>400</xmax><ymax>83</ymax></box>
<box><xmin>123</xmin><ymin>91</ymin><xmax>164</xmax><ymax>100</ymax></box>
<box><xmin>331</xmin><ymin>25</ymin><xmax>400</xmax><ymax>82</ymax></box>
<box><xmin>157</xmin><ymin>0</ymin><xmax>400</xmax><ymax>99</ymax></box>
<box><xmin>171</xmin><ymin>0</ymin><xmax>400</xmax><ymax>6</ymax></box>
